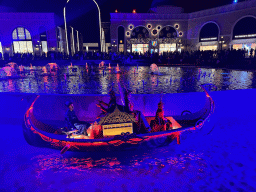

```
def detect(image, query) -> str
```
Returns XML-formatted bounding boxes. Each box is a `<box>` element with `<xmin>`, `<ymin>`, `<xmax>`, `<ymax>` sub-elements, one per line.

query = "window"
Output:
<box><xmin>12</xmin><ymin>27</ymin><xmax>33</xmax><ymax>53</ymax></box>
<box><xmin>132</xmin><ymin>44</ymin><xmax>149</xmax><ymax>53</ymax></box>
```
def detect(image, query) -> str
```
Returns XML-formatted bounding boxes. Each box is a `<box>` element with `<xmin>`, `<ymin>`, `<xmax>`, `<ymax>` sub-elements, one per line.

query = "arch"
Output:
<box><xmin>131</xmin><ymin>26</ymin><xmax>149</xmax><ymax>39</ymax></box>
<box><xmin>232</xmin><ymin>16</ymin><xmax>256</xmax><ymax>39</ymax></box>
<box><xmin>159</xmin><ymin>25</ymin><xmax>178</xmax><ymax>39</ymax></box>
<box><xmin>118</xmin><ymin>26</ymin><xmax>125</xmax><ymax>52</ymax></box>
<box><xmin>199</xmin><ymin>21</ymin><xmax>220</xmax><ymax>42</ymax></box>
<box><xmin>12</xmin><ymin>27</ymin><xmax>33</xmax><ymax>53</ymax></box>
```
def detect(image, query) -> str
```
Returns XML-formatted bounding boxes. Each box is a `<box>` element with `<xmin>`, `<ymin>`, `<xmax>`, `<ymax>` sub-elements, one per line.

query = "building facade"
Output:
<box><xmin>0</xmin><ymin>12</ymin><xmax>83</xmax><ymax>57</ymax></box>
<box><xmin>110</xmin><ymin>0</ymin><xmax>256</xmax><ymax>54</ymax></box>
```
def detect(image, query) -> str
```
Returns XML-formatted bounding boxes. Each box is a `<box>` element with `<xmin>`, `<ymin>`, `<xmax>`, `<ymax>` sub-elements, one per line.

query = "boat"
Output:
<box><xmin>22</xmin><ymin>84</ymin><xmax>215</xmax><ymax>153</ymax></box>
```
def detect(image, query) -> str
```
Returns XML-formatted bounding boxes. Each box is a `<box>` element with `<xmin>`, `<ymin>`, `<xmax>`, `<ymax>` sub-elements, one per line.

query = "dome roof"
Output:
<box><xmin>151</xmin><ymin>0</ymin><xmax>173</xmax><ymax>8</ymax></box>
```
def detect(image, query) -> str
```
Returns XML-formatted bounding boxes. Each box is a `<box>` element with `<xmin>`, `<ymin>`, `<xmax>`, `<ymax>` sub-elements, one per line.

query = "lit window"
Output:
<box><xmin>12</xmin><ymin>27</ymin><xmax>33</xmax><ymax>53</ymax></box>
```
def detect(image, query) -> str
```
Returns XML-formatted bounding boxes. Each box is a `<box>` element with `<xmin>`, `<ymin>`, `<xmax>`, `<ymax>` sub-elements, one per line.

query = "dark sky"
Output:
<box><xmin>1</xmin><ymin>0</ymin><xmax>247</xmax><ymax>42</ymax></box>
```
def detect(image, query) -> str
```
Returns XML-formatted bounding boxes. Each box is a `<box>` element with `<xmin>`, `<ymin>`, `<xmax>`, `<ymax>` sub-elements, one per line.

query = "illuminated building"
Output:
<box><xmin>0</xmin><ymin>8</ymin><xmax>83</xmax><ymax>57</ymax></box>
<box><xmin>110</xmin><ymin>0</ymin><xmax>256</xmax><ymax>54</ymax></box>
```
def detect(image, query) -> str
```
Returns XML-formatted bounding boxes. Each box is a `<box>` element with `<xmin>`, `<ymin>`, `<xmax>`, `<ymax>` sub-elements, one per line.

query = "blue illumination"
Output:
<box><xmin>233</xmin><ymin>0</ymin><xmax>238</xmax><ymax>3</ymax></box>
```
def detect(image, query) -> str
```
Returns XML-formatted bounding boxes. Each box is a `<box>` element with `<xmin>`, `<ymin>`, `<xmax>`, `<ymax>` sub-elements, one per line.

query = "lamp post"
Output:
<box><xmin>63</xmin><ymin>0</ymin><xmax>102</xmax><ymax>54</ymax></box>
<box><xmin>63</xmin><ymin>0</ymin><xmax>70</xmax><ymax>56</ymax></box>
<box><xmin>92</xmin><ymin>0</ymin><xmax>102</xmax><ymax>52</ymax></box>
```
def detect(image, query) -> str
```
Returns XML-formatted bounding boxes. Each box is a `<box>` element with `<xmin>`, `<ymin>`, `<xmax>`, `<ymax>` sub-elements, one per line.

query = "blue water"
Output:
<box><xmin>0</xmin><ymin>64</ymin><xmax>256</xmax><ymax>94</ymax></box>
<box><xmin>1</xmin><ymin>90</ymin><xmax>256</xmax><ymax>191</ymax></box>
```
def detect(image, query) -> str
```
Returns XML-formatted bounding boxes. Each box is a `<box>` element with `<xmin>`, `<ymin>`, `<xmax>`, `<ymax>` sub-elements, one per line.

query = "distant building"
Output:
<box><xmin>83</xmin><ymin>22</ymin><xmax>111</xmax><ymax>53</ymax></box>
<box><xmin>0</xmin><ymin>11</ymin><xmax>83</xmax><ymax>57</ymax></box>
<box><xmin>110</xmin><ymin>0</ymin><xmax>256</xmax><ymax>54</ymax></box>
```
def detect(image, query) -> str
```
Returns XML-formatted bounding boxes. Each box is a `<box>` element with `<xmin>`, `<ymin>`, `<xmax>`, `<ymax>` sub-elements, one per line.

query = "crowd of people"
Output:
<box><xmin>1</xmin><ymin>48</ymin><xmax>256</xmax><ymax>69</ymax></box>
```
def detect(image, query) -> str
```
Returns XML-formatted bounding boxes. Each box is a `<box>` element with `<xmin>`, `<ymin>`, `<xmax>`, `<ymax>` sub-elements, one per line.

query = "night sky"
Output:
<box><xmin>0</xmin><ymin>0</ymin><xmax>247</xmax><ymax>42</ymax></box>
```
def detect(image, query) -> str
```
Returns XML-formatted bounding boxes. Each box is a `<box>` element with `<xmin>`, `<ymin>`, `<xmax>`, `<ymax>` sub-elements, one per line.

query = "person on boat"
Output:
<box><xmin>124</xmin><ymin>88</ymin><xmax>133</xmax><ymax>113</ymax></box>
<box><xmin>65</xmin><ymin>101</ymin><xmax>90</xmax><ymax>135</ymax></box>
<box><xmin>97</xmin><ymin>89</ymin><xmax>117</xmax><ymax>115</ymax></box>
<box><xmin>150</xmin><ymin>101</ymin><xmax>172</xmax><ymax>132</ymax></box>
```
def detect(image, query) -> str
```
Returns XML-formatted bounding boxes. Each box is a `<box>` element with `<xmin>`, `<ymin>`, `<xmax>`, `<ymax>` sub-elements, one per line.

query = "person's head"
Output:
<box><xmin>65</xmin><ymin>101</ymin><xmax>74</xmax><ymax>111</ymax></box>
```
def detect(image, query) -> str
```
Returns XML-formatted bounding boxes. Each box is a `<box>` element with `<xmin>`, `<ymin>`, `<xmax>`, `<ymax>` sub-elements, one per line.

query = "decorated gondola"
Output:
<box><xmin>22</xmin><ymin>84</ymin><xmax>215</xmax><ymax>154</ymax></box>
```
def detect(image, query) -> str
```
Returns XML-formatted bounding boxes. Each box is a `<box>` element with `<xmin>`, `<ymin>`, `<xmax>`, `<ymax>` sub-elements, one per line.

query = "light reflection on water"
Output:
<box><xmin>31</xmin><ymin>145</ymin><xmax>207</xmax><ymax>182</ymax></box>
<box><xmin>0</xmin><ymin>65</ymin><xmax>255</xmax><ymax>94</ymax></box>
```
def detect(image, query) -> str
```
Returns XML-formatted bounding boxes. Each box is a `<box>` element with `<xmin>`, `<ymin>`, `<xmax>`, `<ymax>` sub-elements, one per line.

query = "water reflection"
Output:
<box><xmin>31</xmin><ymin>146</ymin><xmax>206</xmax><ymax>180</ymax></box>
<box><xmin>0</xmin><ymin>65</ymin><xmax>255</xmax><ymax>94</ymax></box>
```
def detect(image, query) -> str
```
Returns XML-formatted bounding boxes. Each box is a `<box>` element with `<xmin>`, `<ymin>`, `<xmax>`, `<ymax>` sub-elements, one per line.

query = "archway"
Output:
<box><xmin>159</xmin><ymin>26</ymin><xmax>178</xmax><ymax>53</ymax></box>
<box><xmin>131</xmin><ymin>26</ymin><xmax>149</xmax><ymax>53</ymax></box>
<box><xmin>232</xmin><ymin>16</ymin><xmax>256</xmax><ymax>55</ymax></box>
<box><xmin>199</xmin><ymin>22</ymin><xmax>219</xmax><ymax>51</ymax></box>
<box><xmin>12</xmin><ymin>27</ymin><xmax>33</xmax><ymax>53</ymax></box>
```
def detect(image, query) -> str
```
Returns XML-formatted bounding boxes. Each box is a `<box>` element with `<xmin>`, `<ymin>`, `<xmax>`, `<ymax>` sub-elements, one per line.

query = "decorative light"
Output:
<box><xmin>179</xmin><ymin>31</ymin><xmax>183</xmax><ymax>37</ymax></box>
<box><xmin>132</xmin><ymin>9</ymin><xmax>136</xmax><ymax>13</ymax></box>
<box><xmin>115</xmin><ymin>9</ymin><xmax>118</xmax><ymax>13</ymax></box>
<box><xmin>174</xmin><ymin>24</ymin><xmax>179</xmax><ymax>29</ymax></box>
<box><xmin>233</xmin><ymin>0</ymin><xmax>238</xmax><ymax>3</ymax></box>
<box><xmin>151</xmin><ymin>29</ymin><xmax>158</xmax><ymax>36</ymax></box>
<box><xmin>128</xmin><ymin>24</ymin><xmax>134</xmax><ymax>30</ymax></box>
<box><xmin>147</xmin><ymin>24</ymin><xmax>152</xmax><ymax>29</ymax></box>
<box><xmin>126</xmin><ymin>31</ymin><xmax>131</xmax><ymax>37</ymax></box>
<box><xmin>157</xmin><ymin>25</ymin><xmax>162</xmax><ymax>30</ymax></box>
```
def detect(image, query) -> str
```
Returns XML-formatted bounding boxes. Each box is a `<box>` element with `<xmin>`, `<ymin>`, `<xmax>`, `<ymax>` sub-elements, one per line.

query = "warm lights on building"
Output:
<box><xmin>157</xmin><ymin>25</ymin><xmax>162</xmax><ymax>30</ymax></box>
<box><xmin>128</xmin><ymin>24</ymin><xmax>134</xmax><ymax>30</ymax></box>
<box><xmin>115</xmin><ymin>9</ymin><xmax>118</xmax><ymax>13</ymax></box>
<box><xmin>126</xmin><ymin>31</ymin><xmax>131</xmax><ymax>37</ymax></box>
<box><xmin>147</xmin><ymin>24</ymin><xmax>152</xmax><ymax>29</ymax></box>
<box><xmin>132</xmin><ymin>9</ymin><xmax>136</xmax><ymax>13</ymax></box>
<box><xmin>151</xmin><ymin>29</ymin><xmax>158</xmax><ymax>36</ymax></box>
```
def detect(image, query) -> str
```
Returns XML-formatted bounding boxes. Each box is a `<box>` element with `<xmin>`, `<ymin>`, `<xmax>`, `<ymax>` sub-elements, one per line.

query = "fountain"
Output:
<box><xmin>0</xmin><ymin>66</ymin><xmax>18</xmax><ymax>78</ymax></box>
<box><xmin>42</xmin><ymin>66</ymin><xmax>47</xmax><ymax>74</ymax></box>
<box><xmin>30</xmin><ymin>64</ymin><xmax>34</xmax><ymax>70</ymax></box>
<box><xmin>150</xmin><ymin>63</ymin><xmax>160</xmax><ymax>75</ymax></box>
<box><xmin>7</xmin><ymin>62</ymin><xmax>18</xmax><ymax>71</ymax></box>
<box><xmin>45</xmin><ymin>63</ymin><xmax>59</xmax><ymax>74</ymax></box>
<box><xmin>115</xmin><ymin>63</ymin><xmax>120</xmax><ymax>73</ymax></box>
<box><xmin>19</xmin><ymin>65</ymin><xmax>24</xmax><ymax>73</ymax></box>
<box><xmin>99</xmin><ymin>61</ymin><xmax>105</xmax><ymax>68</ymax></box>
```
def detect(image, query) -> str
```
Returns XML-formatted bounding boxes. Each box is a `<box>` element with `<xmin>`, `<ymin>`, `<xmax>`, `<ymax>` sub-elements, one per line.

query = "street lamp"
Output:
<box><xmin>64</xmin><ymin>0</ymin><xmax>70</xmax><ymax>56</ymax></box>
<box><xmin>63</xmin><ymin>0</ymin><xmax>102</xmax><ymax>55</ymax></box>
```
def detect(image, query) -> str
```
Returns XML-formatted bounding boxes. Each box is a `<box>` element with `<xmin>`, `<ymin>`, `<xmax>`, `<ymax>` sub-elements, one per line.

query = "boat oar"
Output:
<box><xmin>60</xmin><ymin>144</ymin><xmax>71</xmax><ymax>154</ymax></box>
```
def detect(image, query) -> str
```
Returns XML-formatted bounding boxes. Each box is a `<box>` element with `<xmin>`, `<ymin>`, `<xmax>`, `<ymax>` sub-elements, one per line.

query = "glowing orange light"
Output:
<box><xmin>132</xmin><ymin>9</ymin><xmax>136</xmax><ymax>13</ymax></box>
<box><xmin>115</xmin><ymin>9</ymin><xmax>118</xmax><ymax>13</ymax></box>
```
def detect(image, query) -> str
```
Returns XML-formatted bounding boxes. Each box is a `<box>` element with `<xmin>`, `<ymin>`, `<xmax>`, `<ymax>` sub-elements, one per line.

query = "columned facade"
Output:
<box><xmin>110</xmin><ymin>0</ymin><xmax>256</xmax><ymax>54</ymax></box>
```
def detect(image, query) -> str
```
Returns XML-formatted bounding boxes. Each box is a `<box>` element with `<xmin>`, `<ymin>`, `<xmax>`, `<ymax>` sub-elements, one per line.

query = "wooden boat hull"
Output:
<box><xmin>23</xmin><ymin>84</ymin><xmax>215</xmax><ymax>153</ymax></box>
